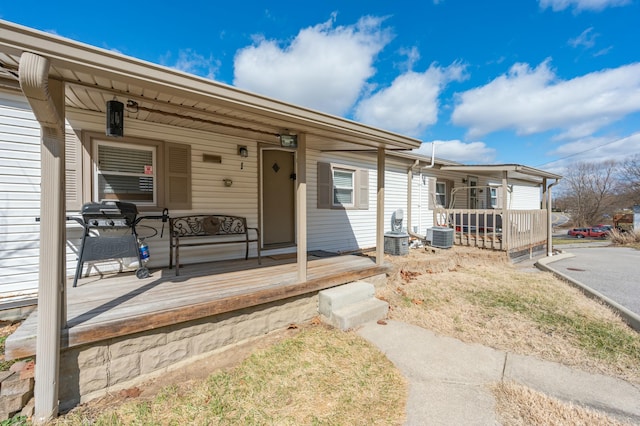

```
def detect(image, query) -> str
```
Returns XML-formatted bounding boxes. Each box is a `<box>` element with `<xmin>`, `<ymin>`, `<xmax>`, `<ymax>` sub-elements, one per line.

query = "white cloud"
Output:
<box><xmin>539</xmin><ymin>0</ymin><xmax>631</xmax><ymax>12</ymax></box>
<box><xmin>233</xmin><ymin>15</ymin><xmax>392</xmax><ymax>116</ymax></box>
<box><xmin>451</xmin><ymin>60</ymin><xmax>640</xmax><ymax>140</ymax></box>
<box><xmin>568</xmin><ymin>27</ymin><xmax>598</xmax><ymax>49</ymax></box>
<box><xmin>413</xmin><ymin>140</ymin><xmax>496</xmax><ymax>164</ymax></box>
<box><xmin>354</xmin><ymin>63</ymin><xmax>466</xmax><ymax>137</ymax></box>
<box><xmin>546</xmin><ymin>132</ymin><xmax>640</xmax><ymax>167</ymax></box>
<box><xmin>161</xmin><ymin>49</ymin><xmax>220</xmax><ymax>80</ymax></box>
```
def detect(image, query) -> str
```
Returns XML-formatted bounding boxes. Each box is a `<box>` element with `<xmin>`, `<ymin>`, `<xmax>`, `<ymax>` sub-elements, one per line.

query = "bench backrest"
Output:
<box><xmin>170</xmin><ymin>215</ymin><xmax>247</xmax><ymax>237</ymax></box>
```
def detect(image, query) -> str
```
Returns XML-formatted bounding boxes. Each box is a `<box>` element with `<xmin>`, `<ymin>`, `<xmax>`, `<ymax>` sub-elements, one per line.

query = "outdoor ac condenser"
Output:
<box><xmin>429</xmin><ymin>226</ymin><xmax>453</xmax><ymax>249</ymax></box>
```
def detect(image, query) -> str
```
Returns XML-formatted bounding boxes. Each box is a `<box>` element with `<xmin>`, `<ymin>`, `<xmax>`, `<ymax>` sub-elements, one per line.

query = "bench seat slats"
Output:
<box><xmin>169</xmin><ymin>215</ymin><xmax>261</xmax><ymax>275</ymax></box>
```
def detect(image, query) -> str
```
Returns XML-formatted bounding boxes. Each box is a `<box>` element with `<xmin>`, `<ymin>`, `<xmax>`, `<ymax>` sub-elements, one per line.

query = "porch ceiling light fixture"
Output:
<box><xmin>279</xmin><ymin>134</ymin><xmax>297</xmax><ymax>148</ymax></box>
<box><xmin>106</xmin><ymin>99</ymin><xmax>124</xmax><ymax>137</ymax></box>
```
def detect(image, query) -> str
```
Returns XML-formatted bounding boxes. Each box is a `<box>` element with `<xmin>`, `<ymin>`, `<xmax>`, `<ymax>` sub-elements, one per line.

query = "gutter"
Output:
<box><xmin>407</xmin><ymin>143</ymin><xmax>436</xmax><ymax>240</ymax></box>
<box><xmin>546</xmin><ymin>179</ymin><xmax>561</xmax><ymax>256</ymax></box>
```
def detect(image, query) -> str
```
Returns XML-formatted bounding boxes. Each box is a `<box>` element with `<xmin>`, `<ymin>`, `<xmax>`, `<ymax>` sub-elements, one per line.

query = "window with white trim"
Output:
<box><xmin>77</xmin><ymin>134</ymin><xmax>192</xmax><ymax>212</ymax></box>
<box><xmin>333</xmin><ymin>168</ymin><xmax>355</xmax><ymax>207</ymax></box>
<box><xmin>94</xmin><ymin>141</ymin><xmax>157</xmax><ymax>204</ymax></box>
<box><xmin>317</xmin><ymin>162</ymin><xmax>369</xmax><ymax>210</ymax></box>
<box><xmin>489</xmin><ymin>187</ymin><xmax>498</xmax><ymax>208</ymax></box>
<box><xmin>435</xmin><ymin>182</ymin><xmax>447</xmax><ymax>207</ymax></box>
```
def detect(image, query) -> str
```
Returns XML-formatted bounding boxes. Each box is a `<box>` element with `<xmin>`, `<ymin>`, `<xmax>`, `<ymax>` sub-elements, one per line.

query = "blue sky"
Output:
<box><xmin>2</xmin><ymin>0</ymin><xmax>640</xmax><ymax>174</ymax></box>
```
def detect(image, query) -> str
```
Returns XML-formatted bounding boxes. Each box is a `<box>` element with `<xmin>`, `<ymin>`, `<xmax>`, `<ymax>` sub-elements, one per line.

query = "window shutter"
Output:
<box><xmin>317</xmin><ymin>162</ymin><xmax>332</xmax><ymax>209</ymax></box>
<box><xmin>65</xmin><ymin>128</ymin><xmax>82</xmax><ymax>211</ymax></box>
<box><xmin>427</xmin><ymin>177</ymin><xmax>437</xmax><ymax>209</ymax></box>
<box><xmin>357</xmin><ymin>169</ymin><xmax>369</xmax><ymax>209</ymax></box>
<box><xmin>165</xmin><ymin>142</ymin><xmax>191</xmax><ymax>210</ymax></box>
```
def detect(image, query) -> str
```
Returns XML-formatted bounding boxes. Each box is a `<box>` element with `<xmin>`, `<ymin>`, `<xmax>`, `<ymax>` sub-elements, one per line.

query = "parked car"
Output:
<box><xmin>567</xmin><ymin>227</ymin><xmax>608</xmax><ymax>238</ymax></box>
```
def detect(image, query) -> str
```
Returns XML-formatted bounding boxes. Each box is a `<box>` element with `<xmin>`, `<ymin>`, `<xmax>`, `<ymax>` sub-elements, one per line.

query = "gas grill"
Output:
<box><xmin>72</xmin><ymin>201</ymin><xmax>167</xmax><ymax>287</ymax></box>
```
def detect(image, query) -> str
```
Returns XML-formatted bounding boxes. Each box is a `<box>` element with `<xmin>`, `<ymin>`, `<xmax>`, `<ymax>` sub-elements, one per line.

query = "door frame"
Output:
<box><xmin>259</xmin><ymin>145</ymin><xmax>297</xmax><ymax>249</ymax></box>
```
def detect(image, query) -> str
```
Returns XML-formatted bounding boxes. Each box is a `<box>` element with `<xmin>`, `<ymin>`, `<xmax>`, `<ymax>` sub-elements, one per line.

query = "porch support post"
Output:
<box><xmin>19</xmin><ymin>52</ymin><xmax>66</xmax><ymax>424</ymax></box>
<box><xmin>296</xmin><ymin>133</ymin><xmax>307</xmax><ymax>282</ymax></box>
<box><xmin>502</xmin><ymin>171</ymin><xmax>509</xmax><ymax>252</ymax></box>
<box><xmin>376</xmin><ymin>148</ymin><xmax>385</xmax><ymax>265</ymax></box>
<box><xmin>546</xmin><ymin>179</ymin><xmax>560</xmax><ymax>257</ymax></box>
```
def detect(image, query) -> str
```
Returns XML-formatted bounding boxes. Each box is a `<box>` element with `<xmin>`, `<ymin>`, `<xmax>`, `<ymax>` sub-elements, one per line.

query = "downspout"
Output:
<box><xmin>19</xmin><ymin>52</ymin><xmax>66</xmax><ymax>424</ymax></box>
<box><xmin>407</xmin><ymin>143</ymin><xmax>435</xmax><ymax>240</ymax></box>
<box><xmin>546</xmin><ymin>179</ymin><xmax>561</xmax><ymax>256</ymax></box>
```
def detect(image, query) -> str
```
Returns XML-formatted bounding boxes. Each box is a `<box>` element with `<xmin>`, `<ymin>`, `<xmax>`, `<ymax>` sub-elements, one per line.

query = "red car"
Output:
<box><xmin>567</xmin><ymin>227</ymin><xmax>608</xmax><ymax>238</ymax></box>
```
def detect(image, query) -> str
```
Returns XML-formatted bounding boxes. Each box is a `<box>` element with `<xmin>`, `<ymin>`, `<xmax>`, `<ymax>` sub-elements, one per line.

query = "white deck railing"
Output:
<box><xmin>435</xmin><ymin>208</ymin><xmax>548</xmax><ymax>255</ymax></box>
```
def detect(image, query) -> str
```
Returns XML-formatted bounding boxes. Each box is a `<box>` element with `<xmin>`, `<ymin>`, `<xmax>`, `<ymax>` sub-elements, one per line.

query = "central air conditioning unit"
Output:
<box><xmin>428</xmin><ymin>226</ymin><xmax>454</xmax><ymax>249</ymax></box>
<box><xmin>384</xmin><ymin>209</ymin><xmax>409</xmax><ymax>255</ymax></box>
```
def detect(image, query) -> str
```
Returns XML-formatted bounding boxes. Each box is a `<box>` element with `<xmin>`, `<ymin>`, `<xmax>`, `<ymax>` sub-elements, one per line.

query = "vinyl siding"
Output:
<box><xmin>0</xmin><ymin>92</ymin><xmax>41</xmax><ymax>298</ymax></box>
<box><xmin>66</xmin><ymin>108</ymin><xmax>261</xmax><ymax>270</ymax></box>
<box><xmin>307</xmin><ymin>150</ymin><xmax>378</xmax><ymax>252</ymax></box>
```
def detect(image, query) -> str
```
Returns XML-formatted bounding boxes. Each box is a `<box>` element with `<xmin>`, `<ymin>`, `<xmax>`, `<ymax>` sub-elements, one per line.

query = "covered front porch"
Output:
<box><xmin>6</xmin><ymin>253</ymin><xmax>388</xmax><ymax>409</ymax></box>
<box><xmin>6</xmin><ymin>253</ymin><xmax>387</xmax><ymax>361</ymax></box>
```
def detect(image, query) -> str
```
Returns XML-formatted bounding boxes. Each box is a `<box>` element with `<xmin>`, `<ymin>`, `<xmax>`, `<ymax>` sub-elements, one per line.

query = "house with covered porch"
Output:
<box><xmin>0</xmin><ymin>20</ymin><xmax>560</xmax><ymax>421</ymax></box>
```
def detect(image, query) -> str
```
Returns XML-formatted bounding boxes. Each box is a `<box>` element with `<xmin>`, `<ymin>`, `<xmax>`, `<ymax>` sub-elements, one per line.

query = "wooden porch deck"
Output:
<box><xmin>6</xmin><ymin>253</ymin><xmax>389</xmax><ymax>360</ymax></box>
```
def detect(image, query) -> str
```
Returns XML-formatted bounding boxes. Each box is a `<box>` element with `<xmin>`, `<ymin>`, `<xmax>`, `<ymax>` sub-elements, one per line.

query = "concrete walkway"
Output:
<box><xmin>358</xmin><ymin>320</ymin><xmax>640</xmax><ymax>425</ymax></box>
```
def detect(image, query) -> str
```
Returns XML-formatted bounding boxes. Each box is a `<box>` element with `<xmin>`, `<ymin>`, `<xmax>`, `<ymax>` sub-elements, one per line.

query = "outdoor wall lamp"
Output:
<box><xmin>238</xmin><ymin>146</ymin><xmax>248</xmax><ymax>157</ymax></box>
<box><xmin>106</xmin><ymin>99</ymin><xmax>124</xmax><ymax>137</ymax></box>
<box><xmin>223</xmin><ymin>178</ymin><xmax>233</xmax><ymax>187</ymax></box>
<box><xmin>279</xmin><ymin>134</ymin><xmax>297</xmax><ymax>148</ymax></box>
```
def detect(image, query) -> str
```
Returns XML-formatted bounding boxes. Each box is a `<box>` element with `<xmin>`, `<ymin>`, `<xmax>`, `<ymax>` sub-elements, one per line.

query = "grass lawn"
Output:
<box><xmin>3</xmin><ymin>245</ymin><xmax>638</xmax><ymax>425</ymax></box>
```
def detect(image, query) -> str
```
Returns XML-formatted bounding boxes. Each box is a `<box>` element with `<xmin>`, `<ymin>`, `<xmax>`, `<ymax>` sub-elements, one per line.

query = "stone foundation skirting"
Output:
<box><xmin>59</xmin><ymin>293</ymin><xmax>319</xmax><ymax>411</ymax></box>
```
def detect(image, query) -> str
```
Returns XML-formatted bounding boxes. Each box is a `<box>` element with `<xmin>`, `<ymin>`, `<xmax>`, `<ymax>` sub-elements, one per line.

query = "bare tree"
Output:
<box><xmin>619</xmin><ymin>154</ymin><xmax>640</xmax><ymax>205</ymax></box>
<box><xmin>559</xmin><ymin>161</ymin><xmax>619</xmax><ymax>227</ymax></box>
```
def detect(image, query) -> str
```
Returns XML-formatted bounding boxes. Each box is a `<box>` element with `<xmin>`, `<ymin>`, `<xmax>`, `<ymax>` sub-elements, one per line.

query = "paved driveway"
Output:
<box><xmin>547</xmin><ymin>246</ymin><xmax>640</xmax><ymax>317</ymax></box>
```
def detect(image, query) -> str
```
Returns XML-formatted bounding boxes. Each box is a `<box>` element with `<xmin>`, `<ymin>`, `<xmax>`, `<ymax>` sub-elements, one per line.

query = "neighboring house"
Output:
<box><xmin>0</xmin><ymin>20</ymin><xmax>560</xmax><ymax>419</ymax></box>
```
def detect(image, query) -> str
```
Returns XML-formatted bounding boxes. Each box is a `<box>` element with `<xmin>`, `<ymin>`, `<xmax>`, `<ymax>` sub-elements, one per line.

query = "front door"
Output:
<box><xmin>261</xmin><ymin>149</ymin><xmax>296</xmax><ymax>247</ymax></box>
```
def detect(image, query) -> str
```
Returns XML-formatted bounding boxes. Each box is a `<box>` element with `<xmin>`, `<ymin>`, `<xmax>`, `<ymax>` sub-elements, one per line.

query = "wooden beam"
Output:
<box><xmin>296</xmin><ymin>133</ymin><xmax>307</xmax><ymax>282</ymax></box>
<box><xmin>376</xmin><ymin>148</ymin><xmax>385</xmax><ymax>265</ymax></box>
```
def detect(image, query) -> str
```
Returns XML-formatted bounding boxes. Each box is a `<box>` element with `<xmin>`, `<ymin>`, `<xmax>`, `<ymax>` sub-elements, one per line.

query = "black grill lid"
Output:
<box><xmin>81</xmin><ymin>201</ymin><xmax>138</xmax><ymax>223</ymax></box>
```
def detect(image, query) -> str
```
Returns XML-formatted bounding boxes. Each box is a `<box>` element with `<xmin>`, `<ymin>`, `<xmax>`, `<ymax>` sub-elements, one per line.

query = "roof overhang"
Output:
<box><xmin>440</xmin><ymin>164</ymin><xmax>562</xmax><ymax>183</ymax></box>
<box><xmin>0</xmin><ymin>20</ymin><xmax>422</xmax><ymax>152</ymax></box>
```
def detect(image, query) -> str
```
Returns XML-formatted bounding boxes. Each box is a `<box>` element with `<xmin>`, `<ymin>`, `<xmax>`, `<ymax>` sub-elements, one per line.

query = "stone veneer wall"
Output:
<box><xmin>59</xmin><ymin>293</ymin><xmax>319</xmax><ymax>411</ymax></box>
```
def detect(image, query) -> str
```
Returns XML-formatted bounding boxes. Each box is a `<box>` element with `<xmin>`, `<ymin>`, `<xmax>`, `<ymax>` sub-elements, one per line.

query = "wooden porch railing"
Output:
<box><xmin>435</xmin><ymin>208</ymin><xmax>548</xmax><ymax>255</ymax></box>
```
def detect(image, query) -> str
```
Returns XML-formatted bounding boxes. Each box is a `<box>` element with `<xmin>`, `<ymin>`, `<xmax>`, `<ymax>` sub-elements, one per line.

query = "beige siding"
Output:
<box><xmin>65</xmin><ymin>108</ymin><xmax>263</xmax><ymax>274</ymax></box>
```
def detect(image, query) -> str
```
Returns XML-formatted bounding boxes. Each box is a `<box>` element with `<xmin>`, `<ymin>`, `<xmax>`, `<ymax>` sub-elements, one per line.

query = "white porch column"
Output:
<box><xmin>502</xmin><ymin>171</ymin><xmax>509</xmax><ymax>252</ymax></box>
<box><xmin>376</xmin><ymin>148</ymin><xmax>386</xmax><ymax>265</ymax></box>
<box><xmin>19</xmin><ymin>52</ymin><xmax>66</xmax><ymax>423</ymax></box>
<box><xmin>296</xmin><ymin>133</ymin><xmax>307</xmax><ymax>281</ymax></box>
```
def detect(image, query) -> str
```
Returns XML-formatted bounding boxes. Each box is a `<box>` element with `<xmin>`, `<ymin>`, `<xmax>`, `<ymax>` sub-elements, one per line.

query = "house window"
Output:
<box><xmin>435</xmin><ymin>182</ymin><xmax>447</xmax><ymax>207</ymax></box>
<box><xmin>317</xmin><ymin>162</ymin><xmax>369</xmax><ymax>210</ymax></box>
<box><xmin>333</xmin><ymin>168</ymin><xmax>355</xmax><ymax>206</ymax></box>
<box><xmin>95</xmin><ymin>141</ymin><xmax>156</xmax><ymax>204</ymax></box>
<box><xmin>81</xmin><ymin>134</ymin><xmax>192</xmax><ymax>211</ymax></box>
<box><xmin>489</xmin><ymin>187</ymin><xmax>498</xmax><ymax>208</ymax></box>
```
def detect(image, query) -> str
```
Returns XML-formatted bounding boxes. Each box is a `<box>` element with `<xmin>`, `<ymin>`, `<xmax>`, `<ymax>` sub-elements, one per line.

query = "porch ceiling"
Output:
<box><xmin>440</xmin><ymin>164</ymin><xmax>562</xmax><ymax>182</ymax></box>
<box><xmin>0</xmin><ymin>20</ymin><xmax>422</xmax><ymax>152</ymax></box>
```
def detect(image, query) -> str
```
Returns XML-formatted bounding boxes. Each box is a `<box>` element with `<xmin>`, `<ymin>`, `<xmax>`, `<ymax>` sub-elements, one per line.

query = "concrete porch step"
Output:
<box><xmin>318</xmin><ymin>281</ymin><xmax>388</xmax><ymax>331</ymax></box>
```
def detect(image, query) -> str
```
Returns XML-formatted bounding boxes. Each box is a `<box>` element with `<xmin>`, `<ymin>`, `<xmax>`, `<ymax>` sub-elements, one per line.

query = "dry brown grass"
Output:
<box><xmin>609</xmin><ymin>229</ymin><xmax>640</xmax><ymax>248</ymax></box>
<box><xmin>492</xmin><ymin>381</ymin><xmax>631</xmax><ymax>426</ymax></box>
<box><xmin>56</xmin><ymin>324</ymin><xmax>407</xmax><ymax>425</ymax></box>
<box><xmin>379</xmin><ymin>246</ymin><xmax>640</xmax><ymax>385</ymax></box>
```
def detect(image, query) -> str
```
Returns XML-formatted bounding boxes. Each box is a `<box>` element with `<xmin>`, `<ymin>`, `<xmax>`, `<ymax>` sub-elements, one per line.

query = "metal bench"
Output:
<box><xmin>169</xmin><ymin>215</ymin><xmax>261</xmax><ymax>275</ymax></box>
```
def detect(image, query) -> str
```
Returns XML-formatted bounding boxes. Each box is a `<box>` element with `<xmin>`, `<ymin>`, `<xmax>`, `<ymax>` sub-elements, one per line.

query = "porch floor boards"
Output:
<box><xmin>6</xmin><ymin>254</ymin><xmax>388</xmax><ymax>360</ymax></box>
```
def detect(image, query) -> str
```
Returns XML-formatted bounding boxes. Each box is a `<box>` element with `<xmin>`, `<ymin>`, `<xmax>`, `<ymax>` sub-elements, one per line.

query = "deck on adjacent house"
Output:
<box><xmin>6</xmin><ymin>253</ymin><xmax>389</xmax><ymax>360</ymax></box>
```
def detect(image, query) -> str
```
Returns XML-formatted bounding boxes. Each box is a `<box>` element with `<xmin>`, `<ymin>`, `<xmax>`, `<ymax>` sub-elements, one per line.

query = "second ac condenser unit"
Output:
<box><xmin>429</xmin><ymin>226</ymin><xmax>453</xmax><ymax>249</ymax></box>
